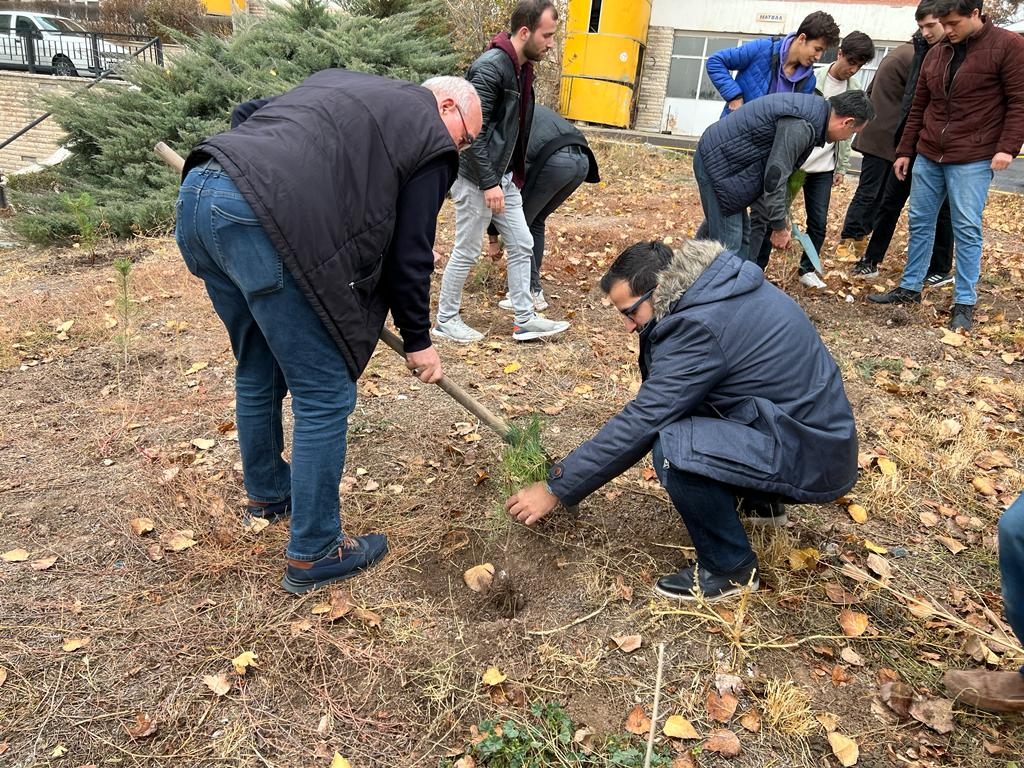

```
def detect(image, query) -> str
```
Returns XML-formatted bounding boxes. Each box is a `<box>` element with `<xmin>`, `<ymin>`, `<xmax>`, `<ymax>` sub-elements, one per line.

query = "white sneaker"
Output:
<box><xmin>431</xmin><ymin>316</ymin><xmax>484</xmax><ymax>344</ymax></box>
<box><xmin>512</xmin><ymin>316</ymin><xmax>569</xmax><ymax>341</ymax></box>
<box><xmin>498</xmin><ymin>290</ymin><xmax>549</xmax><ymax>312</ymax></box>
<box><xmin>799</xmin><ymin>272</ymin><xmax>827</xmax><ymax>289</ymax></box>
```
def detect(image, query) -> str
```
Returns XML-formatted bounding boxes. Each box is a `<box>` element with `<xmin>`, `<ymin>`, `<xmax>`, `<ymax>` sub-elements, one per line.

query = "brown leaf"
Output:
<box><xmin>865</xmin><ymin>553</ymin><xmax>891</xmax><ymax>580</ymax></box>
<box><xmin>609</xmin><ymin>634</ymin><xmax>642</xmax><ymax>653</ymax></box>
<box><xmin>0</xmin><ymin>667</ymin><xmax>7</xmax><ymax>687</ymax></box>
<box><xmin>312</xmin><ymin>591</ymin><xmax>353</xmax><ymax>621</ymax></box>
<box><xmin>838</xmin><ymin>609</ymin><xmax>869</xmax><ymax>637</ymax></box>
<box><xmin>1</xmin><ymin>548</ymin><xmax>30</xmax><ymax>563</ymax></box>
<box><xmin>663</xmin><ymin>714</ymin><xmax>699</xmax><ymax>739</ymax></box>
<box><xmin>203</xmin><ymin>672</ymin><xmax>231</xmax><ymax>696</ymax></box>
<box><xmin>935</xmin><ymin>535</ymin><xmax>966</xmax><ymax>554</ymax></box>
<box><xmin>353</xmin><ymin>607</ymin><xmax>382</xmax><ymax>627</ymax></box>
<box><xmin>62</xmin><ymin>636</ymin><xmax>91</xmax><ymax>652</ymax></box>
<box><xmin>971</xmin><ymin>476</ymin><xmax>998</xmax><ymax>496</ymax></box>
<box><xmin>788</xmin><ymin>547</ymin><xmax>820</xmax><ymax>571</ymax></box>
<box><xmin>290</xmin><ymin>619</ymin><xmax>313</xmax><ymax>636</ymax></box>
<box><xmin>704</xmin><ymin>728</ymin><xmax>741</xmax><ymax>757</ymax></box>
<box><xmin>707</xmin><ymin>690</ymin><xmax>739</xmax><ymax>723</ymax></box>
<box><xmin>463</xmin><ymin>563</ymin><xmax>495</xmax><ymax>593</ymax></box>
<box><xmin>816</xmin><ymin>712</ymin><xmax>840</xmax><ymax>732</ymax></box>
<box><xmin>939</xmin><ymin>328</ymin><xmax>966</xmax><ymax>346</ymax></box>
<box><xmin>671</xmin><ymin>757</ymin><xmax>697</xmax><ymax>768</ymax></box>
<box><xmin>126</xmin><ymin>712</ymin><xmax>158</xmax><ymax>738</ymax></box>
<box><xmin>30</xmin><ymin>555</ymin><xmax>58</xmax><ymax>571</ymax></box>
<box><xmin>624</xmin><ymin>704</ymin><xmax>651</xmax><ymax>735</ymax></box>
<box><xmin>824</xmin><ymin>582</ymin><xmax>861</xmax><ymax>605</ymax></box>
<box><xmin>975</xmin><ymin>450</ymin><xmax>1013</xmax><ymax>470</ymax></box>
<box><xmin>827</xmin><ymin>732</ymin><xmax>859</xmax><ymax>767</ymax></box>
<box><xmin>919</xmin><ymin>510</ymin><xmax>940</xmax><ymax>527</ymax></box>
<box><xmin>879</xmin><ymin>681</ymin><xmax>914</xmax><ymax>719</ymax></box>
<box><xmin>159</xmin><ymin>529</ymin><xmax>197</xmax><ymax>552</ymax></box>
<box><xmin>909</xmin><ymin>697</ymin><xmax>955</xmax><ymax>734</ymax></box>
<box><xmin>129</xmin><ymin>517</ymin><xmax>155</xmax><ymax>536</ymax></box>
<box><xmin>738</xmin><ymin>710</ymin><xmax>761</xmax><ymax>732</ymax></box>
<box><xmin>145</xmin><ymin>543</ymin><xmax>164</xmax><ymax>562</ymax></box>
<box><xmin>840</xmin><ymin>647</ymin><xmax>866</xmax><ymax>667</ymax></box>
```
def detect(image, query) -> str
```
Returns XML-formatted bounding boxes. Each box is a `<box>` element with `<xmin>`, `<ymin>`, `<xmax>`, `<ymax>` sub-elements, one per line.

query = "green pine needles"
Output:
<box><xmin>499</xmin><ymin>415</ymin><xmax>550</xmax><ymax>496</ymax></box>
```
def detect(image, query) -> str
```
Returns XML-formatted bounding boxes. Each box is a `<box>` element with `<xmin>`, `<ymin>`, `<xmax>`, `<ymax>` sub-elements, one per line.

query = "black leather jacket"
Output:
<box><xmin>459</xmin><ymin>46</ymin><xmax>534</xmax><ymax>190</ymax></box>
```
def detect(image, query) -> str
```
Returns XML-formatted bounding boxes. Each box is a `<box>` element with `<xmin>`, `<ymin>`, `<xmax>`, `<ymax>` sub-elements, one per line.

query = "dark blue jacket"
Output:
<box><xmin>548</xmin><ymin>246</ymin><xmax>858</xmax><ymax>507</ymax></box>
<box><xmin>696</xmin><ymin>93</ymin><xmax>829</xmax><ymax>217</ymax></box>
<box><xmin>706</xmin><ymin>35</ymin><xmax>816</xmax><ymax>118</ymax></box>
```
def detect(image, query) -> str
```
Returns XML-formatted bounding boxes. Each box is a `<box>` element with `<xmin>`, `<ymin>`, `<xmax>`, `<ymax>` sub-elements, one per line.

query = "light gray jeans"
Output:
<box><xmin>436</xmin><ymin>173</ymin><xmax>535</xmax><ymax>325</ymax></box>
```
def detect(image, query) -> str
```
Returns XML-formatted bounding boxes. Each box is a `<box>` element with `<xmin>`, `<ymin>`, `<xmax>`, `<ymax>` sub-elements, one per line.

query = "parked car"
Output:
<box><xmin>0</xmin><ymin>11</ymin><xmax>162</xmax><ymax>77</ymax></box>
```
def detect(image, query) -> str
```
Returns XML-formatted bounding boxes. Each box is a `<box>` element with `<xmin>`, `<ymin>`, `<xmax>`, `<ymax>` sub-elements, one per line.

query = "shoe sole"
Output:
<box><xmin>867</xmin><ymin>296</ymin><xmax>921</xmax><ymax>304</ymax></box>
<box><xmin>499</xmin><ymin>301</ymin><xmax>549</xmax><ymax>312</ymax></box>
<box><xmin>744</xmin><ymin>513</ymin><xmax>788</xmax><ymax>528</ymax></box>
<box><xmin>431</xmin><ymin>328</ymin><xmax>482</xmax><ymax>344</ymax></box>
<box><xmin>653</xmin><ymin>577</ymin><xmax>760</xmax><ymax>603</ymax></box>
<box><xmin>281</xmin><ymin>551</ymin><xmax>388</xmax><ymax>594</ymax></box>
<box><xmin>513</xmin><ymin>327</ymin><xmax>568</xmax><ymax>341</ymax></box>
<box><xmin>927</xmin><ymin>278</ymin><xmax>954</xmax><ymax>288</ymax></box>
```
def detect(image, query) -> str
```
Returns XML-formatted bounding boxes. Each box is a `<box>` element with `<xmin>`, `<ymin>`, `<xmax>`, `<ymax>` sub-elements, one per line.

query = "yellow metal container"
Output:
<box><xmin>203</xmin><ymin>0</ymin><xmax>247</xmax><ymax>15</ymax></box>
<box><xmin>561</xmin><ymin>0</ymin><xmax>652</xmax><ymax>128</ymax></box>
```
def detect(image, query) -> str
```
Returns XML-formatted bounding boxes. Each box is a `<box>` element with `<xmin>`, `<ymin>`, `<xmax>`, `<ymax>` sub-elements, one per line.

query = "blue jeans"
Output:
<box><xmin>175</xmin><ymin>161</ymin><xmax>354</xmax><ymax>562</ymax></box>
<box><xmin>652</xmin><ymin>439</ymin><xmax>757</xmax><ymax>575</ymax></box>
<box><xmin>901</xmin><ymin>155</ymin><xmax>992</xmax><ymax>305</ymax></box>
<box><xmin>694</xmin><ymin>152</ymin><xmax>750</xmax><ymax>259</ymax></box>
<box><xmin>999</xmin><ymin>493</ymin><xmax>1024</xmax><ymax>647</ymax></box>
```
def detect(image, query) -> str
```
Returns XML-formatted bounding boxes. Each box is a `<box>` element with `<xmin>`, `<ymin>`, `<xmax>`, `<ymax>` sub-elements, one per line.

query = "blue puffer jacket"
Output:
<box><xmin>706</xmin><ymin>35</ymin><xmax>816</xmax><ymax>118</ymax></box>
<box><xmin>547</xmin><ymin>244</ymin><xmax>858</xmax><ymax>508</ymax></box>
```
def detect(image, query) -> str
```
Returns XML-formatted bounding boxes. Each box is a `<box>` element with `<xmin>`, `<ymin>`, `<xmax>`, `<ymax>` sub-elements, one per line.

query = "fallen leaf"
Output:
<box><xmin>242</xmin><ymin>516</ymin><xmax>270</xmax><ymax>534</ymax></box>
<box><xmin>816</xmin><ymin>712</ymin><xmax>840</xmax><ymax>732</ymax></box>
<box><xmin>937</xmin><ymin>419</ymin><xmax>962</xmax><ymax>438</ymax></box>
<box><xmin>975</xmin><ymin>450</ymin><xmax>1014</xmax><ymax>470</ymax></box>
<box><xmin>906</xmin><ymin>598</ymin><xmax>935</xmax><ymax>620</ymax></box>
<box><xmin>55</xmin><ymin>319</ymin><xmax>74</xmax><ymax>334</ymax></box>
<box><xmin>129</xmin><ymin>517</ymin><xmax>155</xmax><ymax>535</ymax></box>
<box><xmin>841</xmin><ymin>647</ymin><xmax>866</xmax><ymax>667</ymax></box>
<box><xmin>704</xmin><ymin>728</ymin><xmax>741</xmax><ymax>757</ymax></box>
<box><xmin>184</xmin><ymin>361</ymin><xmax>209</xmax><ymax>375</ymax></box>
<box><xmin>738</xmin><ymin>709</ymin><xmax>761</xmax><ymax>732</ymax></box>
<box><xmin>63</xmin><ymin>636</ymin><xmax>91</xmax><ymax>652</ymax></box>
<box><xmin>191</xmin><ymin>437</ymin><xmax>216</xmax><ymax>451</ymax></box>
<box><xmin>788</xmin><ymin>547</ymin><xmax>820</xmax><ymax>571</ymax></box>
<box><xmin>828</xmin><ymin>732</ymin><xmax>859</xmax><ymax>766</ymax></box>
<box><xmin>663</xmin><ymin>714</ymin><xmax>699</xmax><ymax>739</ymax></box>
<box><xmin>939</xmin><ymin>328</ymin><xmax>966</xmax><ymax>346</ymax></box>
<box><xmin>51</xmin><ymin>745</ymin><xmax>67</xmax><ymax>758</ymax></box>
<box><xmin>160</xmin><ymin>529</ymin><xmax>197</xmax><ymax>552</ymax></box>
<box><xmin>847</xmin><ymin>504</ymin><xmax>868</xmax><ymax>523</ymax></box>
<box><xmin>30</xmin><ymin>555</ymin><xmax>58</xmax><ymax>571</ymax></box>
<box><xmin>330</xmin><ymin>754</ymin><xmax>352</xmax><ymax>768</ymax></box>
<box><xmin>502</xmin><ymin>362</ymin><xmax>522</xmax><ymax>374</ymax></box>
<box><xmin>840</xmin><ymin>563</ymin><xmax>872</xmax><ymax>583</ymax></box>
<box><xmin>363</xmin><ymin>479</ymin><xmax>380</xmax><ymax>491</ymax></box>
<box><xmin>126</xmin><ymin>712</ymin><xmax>158</xmax><ymax>738</ymax></box>
<box><xmin>0</xmin><ymin>667</ymin><xmax>7</xmax><ymax>687</ymax></box>
<box><xmin>909</xmin><ymin>697</ymin><xmax>954</xmax><ymax>734</ymax></box>
<box><xmin>876</xmin><ymin>457</ymin><xmax>897</xmax><ymax>476</ymax></box>
<box><xmin>879</xmin><ymin>681</ymin><xmax>914</xmax><ymax>719</ymax></box>
<box><xmin>706</xmin><ymin>690</ymin><xmax>739</xmax><ymax>723</ymax></box>
<box><xmin>454</xmin><ymin>756</ymin><xmax>477</xmax><ymax>768</ymax></box>
<box><xmin>463</xmin><ymin>563</ymin><xmax>495</xmax><ymax>593</ymax></box>
<box><xmin>866</xmin><ymin>553</ymin><xmax>891</xmax><ymax>580</ymax></box>
<box><xmin>624</xmin><ymin>704</ymin><xmax>651</xmax><ymax>735</ymax></box>
<box><xmin>863</xmin><ymin>539</ymin><xmax>888</xmax><ymax>554</ymax></box>
<box><xmin>824</xmin><ymin>582</ymin><xmax>861</xmax><ymax>604</ymax></box>
<box><xmin>935</xmin><ymin>535</ymin><xmax>966</xmax><ymax>554</ymax></box>
<box><xmin>231</xmin><ymin>651</ymin><xmax>258</xmax><ymax>675</ymax></box>
<box><xmin>838</xmin><ymin>609</ymin><xmax>869</xmax><ymax>637</ymax></box>
<box><xmin>290</xmin><ymin>619</ymin><xmax>313</xmax><ymax>636</ymax></box>
<box><xmin>1</xmin><ymin>548</ymin><xmax>30</xmax><ymax>562</ymax></box>
<box><xmin>145</xmin><ymin>543</ymin><xmax>164</xmax><ymax>561</ymax></box>
<box><xmin>671</xmin><ymin>757</ymin><xmax>697</xmax><ymax>768</ymax></box>
<box><xmin>609</xmin><ymin>634</ymin><xmax>642</xmax><ymax>653</ymax></box>
<box><xmin>481</xmin><ymin>667</ymin><xmax>507</xmax><ymax>687</ymax></box>
<box><xmin>353</xmin><ymin>607</ymin><xmax>381</xmax><ymax>627</ymax></box>
<box><xmin>203</xmin><ymin>672</ymin><xmax>231</xmax><ymax>696</ymax></box>
<box><xmin>919</xmin><ymin>510</ymin><xmax>940</xmax><ymax>527</ymax></box>
<box><xmin>312</xmin><ymin>591</ymin><xmax>353</xmax><ymax>621</ymax></box>
<box><xmin>971</xmin><ymin>476</ymin><xmax>997</xmax><ymax>496</ymax></box>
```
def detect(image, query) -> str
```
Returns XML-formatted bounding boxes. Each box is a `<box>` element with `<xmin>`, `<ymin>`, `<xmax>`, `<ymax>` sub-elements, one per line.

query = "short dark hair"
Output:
<box><xmin>933</xmin><ymin>0</ymin><xmax>982</xmax><ymax>16</ymax></box>
<box><xmin>510</xmin><ymin>0</ymin><xmax>558</xmax><ymax>34</ymax></box>
<box><xmin>830</xmin><ymin>90</ymin><xmax>875</xmax><ymax>125</ymax></box>
<box><xmin>796</xmin><ymin>11</ymin><xmax>841</xmax><ymax>48</ymax></box>
<box><xmin>915</xmin><ymin>0</ymin><xmax>941</xmax><ymax>20</ymax></box>
<box><xmin>840</xmin><ymin>31</ymin><xmax>875</xmax><ymax>65</ymax></box>
<box><xmin>600</xmin><ymin>241</ymin><xmax>673</xmax><ymax>296</ymax></box>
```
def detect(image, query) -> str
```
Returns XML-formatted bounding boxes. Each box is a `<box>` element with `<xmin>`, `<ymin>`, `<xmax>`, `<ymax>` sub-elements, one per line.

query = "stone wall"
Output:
<box><xmin>0</xmin><ymin>71</ymin><xmax>72</xmax><ymax>173</ymax></box>
<box><xmin>634</xmin><ymin>25</ymin><xmax>672</xmax><ymax>133</ymax></box>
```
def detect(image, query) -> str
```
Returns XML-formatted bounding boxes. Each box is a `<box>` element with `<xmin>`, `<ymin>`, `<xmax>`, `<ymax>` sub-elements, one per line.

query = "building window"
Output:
<box><xmin>666</xmin><ymin>34</ymin><xmax>744</xmax><ymax>101</ymax></box>
<box><xmin>588</xmin><ymin>0</ymin><xmax>602</xmax><ymax>34</ymax></box>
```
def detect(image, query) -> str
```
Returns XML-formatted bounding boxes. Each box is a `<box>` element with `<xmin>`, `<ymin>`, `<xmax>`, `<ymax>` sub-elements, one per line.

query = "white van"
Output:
<box><xmin>0</xmin><ymin>12</ymin><xmax>140</xmax><ymax>76</ymax></box>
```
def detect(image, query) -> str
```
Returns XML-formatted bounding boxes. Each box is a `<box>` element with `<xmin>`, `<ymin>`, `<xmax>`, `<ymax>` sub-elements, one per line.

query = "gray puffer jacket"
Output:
<box><xmin>548</xmin><ymin>243</ymin><xmax>858</xmax><ymax>507</ymax></box>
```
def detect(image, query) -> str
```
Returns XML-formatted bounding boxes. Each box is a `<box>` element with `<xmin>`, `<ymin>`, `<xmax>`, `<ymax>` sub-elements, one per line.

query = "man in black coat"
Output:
<box><xmin>175</xmin><ymin>71</ymin><xmax>482</xmax><ymax>594</ymax></box>
<box><xmin>506</xmin><ymin>239</ymin><xmax>858</xmax><ymax>602</ymax></box>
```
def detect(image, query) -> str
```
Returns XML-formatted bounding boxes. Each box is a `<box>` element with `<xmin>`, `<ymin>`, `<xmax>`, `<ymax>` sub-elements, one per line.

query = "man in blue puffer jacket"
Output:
<box><xmin>706</xmin><ymin>10</ymin><xmax>840</xmax><ymax>117</ymax></box>
<box><xmin>506</xmin><ymin>240</ymin><xmax>858</xmax><ymax>603</ymax></box>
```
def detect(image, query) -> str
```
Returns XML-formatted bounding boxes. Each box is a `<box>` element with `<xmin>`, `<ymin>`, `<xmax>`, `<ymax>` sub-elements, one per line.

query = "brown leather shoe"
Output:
<box><xmin>944</xmin><ymin>669</ymin><xmax>1024</xmax><ymax>713</ymax></box>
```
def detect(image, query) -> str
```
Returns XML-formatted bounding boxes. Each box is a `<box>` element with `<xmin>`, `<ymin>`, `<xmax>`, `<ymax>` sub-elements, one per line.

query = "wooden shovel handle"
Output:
<box><xmin>154</xmin><ymin>141</ymin><xmax>184</xmax><ymax>174</ymax></box>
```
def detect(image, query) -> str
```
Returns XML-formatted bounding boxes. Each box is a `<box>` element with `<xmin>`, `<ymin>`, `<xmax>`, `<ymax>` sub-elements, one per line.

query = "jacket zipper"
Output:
<box><xmin>938</xmin><ymin>36</ymin><xmax>969</xmax><ymax>162</ymax></box>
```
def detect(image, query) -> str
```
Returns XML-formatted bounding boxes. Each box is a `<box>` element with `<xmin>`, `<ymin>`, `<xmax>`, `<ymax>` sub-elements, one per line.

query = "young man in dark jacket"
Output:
<box><xmin>491</xmin><ymin>105</ymin><xmax>600</xmax><ymax>309</ymax></box>
<box><xmin>433</xmin><ymin>0</ymin><xmax>570</xmax><ymax>344</ymax></box>
<box><xmin>869</xmin><ymin>0</ymin><xmax>1024</xmax><ymax>331</ymax></box>
<box><xmin>844</xmin><ymin>1</ymin><xmax>953</xmax><ymax>284</ymax></box>
<box><xmin>705</xmin><ymin>11</ymin><xmax>840</xmax><ymax>117</ymax></box>
<box><xmin>694</xmin><ymin>91</ymin><xmax>874</xmax><ymax>263</ymax></box>
<box><xmin>506</xmin><ymin>240</ymin><xmax>858</xmax><ymax>602</ymax></box>
<box><xmin>175</xmin><ymin>72</ymin><xmax>482</xmax><ymax>594</ymax></box>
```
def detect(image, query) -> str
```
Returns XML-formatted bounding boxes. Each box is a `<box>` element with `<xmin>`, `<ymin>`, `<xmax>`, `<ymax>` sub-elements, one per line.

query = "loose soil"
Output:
<box><xmin>1</xmin><ymin>141</ymin><xmax>1023</xmax><ymax>767</ymax></box>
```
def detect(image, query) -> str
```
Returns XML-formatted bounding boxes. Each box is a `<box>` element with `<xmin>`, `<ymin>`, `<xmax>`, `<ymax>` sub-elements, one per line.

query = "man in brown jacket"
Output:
<box><xmin>843</xmin><ymin>0</ymin><xmax>953</xmax><ymax>283</ymax></box>
<box><xmin>868</xmin><ymin>0</ymin><xmax>1024</xmax><ymax>331</ymax></box>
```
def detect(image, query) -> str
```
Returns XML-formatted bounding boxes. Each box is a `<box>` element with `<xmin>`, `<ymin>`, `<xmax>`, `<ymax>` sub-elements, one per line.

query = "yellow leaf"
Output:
<box><xmin>129</xmin><ymin>517</ymin><xmax>155</xmax><ymax>536</ymax></box>
<box><xmin>55</xmin><ymin>320</ymin><xmax>74</xmax><ymax>334</ymax></box>
<box><xmin>863</xmin><ymin>539</ymin><xmax>888</xmax><ymax>554</ymax></box>
<box><xmin>935</xmin><ymin>535</ymin><xmax>966</xmax><ymax>554</ymax></box>
<box><xmin>184</xmin><ymin>361</ymin><xmax>209</xmax><ymax>376</ymax></box>
<box><xmin>463</xmin><ymin>563</ymin><xmax>495</xmax><ymax>593</ymax></box>
<box><xmin>1</xmin><ymin>548</ymin><xmax>30</xmax><ymax>562</ymax></box>
<box><xmin>788</xmin><ymin>547</ymin><xmax>820</xmax><ymax>571</ymax></box>
<box><xmin>876</xmin><ymin>457</ymin><xmax>897</xmax><ymax>476</ymax></box>
<box><xmin>847</xmin><ymin>504</ymin><xmax>868</xmax><ymax>523</ymax></box>
<box><xmin>0</xmin><ymin>667</ymin><xmax>7</xmax><ymax>687</ymax></box>
<box><xmin>503</xmin><ymin>362</ymin><xmax>522</xmax><ymax>374</ymax></box>
<box><xmin>838</xmin><ymin>609</ymin><xmax>869</xmax><ymax>637</ymax></box>
<box><xmin>330</xmin><ymin>754</ymin><xmax>352</xmax><ymax>768</ymax></box>
<box><xmin>662</xmin><ymin>714</ymin><xmax>699</xmax><ymax>739</ymax></box>
<box><xmin>231</xmin><ymin>651</ymin><xmax>258</xmax><ymax>675</ymax></box>
<box><xmin>972</xmin><ymin>476</ymin><xmax>997</xmax><ymax>496</ymax></box>
<box><xmin>160</xmin><ymin>529</ymin><xmax>197</xmax><ymax>552</ymax></box>
<box><xmin>63</xmin><ymin>636</ymin><xmax>91</xmax><ymax>652</ymax></box>
<box><xmin>828</xmin><ymin>732</ymin><xmax>860</xmax><ymax>767</ymax></box>
<box><xmin>203</xmin><ymin>672</ymin><xmax>231</xmax><ymax>696</ymax></box>
<box><xmin>481</xmin><ymin>667</ymin><xmax>507</xmax><ymax>686</ymax></box>
<box><xmin>939</xmin><ymin>328</ymin><xmax>966</xmax><ymax>346</ymax></box>
<box><xmin>191</xmin><ymin>437</ymin><xmax>216</xmax><ymax>451</ymax></box>
<box><xmin>51</xmin><ymin>744</ymin><xmax>67</xmax><ymax>758</ymax></box>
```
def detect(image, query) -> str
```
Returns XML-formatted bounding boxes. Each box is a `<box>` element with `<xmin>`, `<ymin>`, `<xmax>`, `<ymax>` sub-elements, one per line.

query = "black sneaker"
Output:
<box><xmin>654</xmin><ymin>562</ymin><xmax>759</xmax><ymax>603</ymax></box>
<box><xmin>925</xmin><ymin>272</ymin><xmax>953</xmax><ymax>288</ymax></box>
<box><xmin>246</xmin><ymin>497</ymin><xmax>291</xmax><ymax>523</ymax></box>
<box><xmin>868</xmin><ymin>287</ymin><xmax>922</xmax><ymax>304</ymax></box>
<box><xmin>739</xmin><ymin>499</ymin><xmax>788</xmax><ymax>528</ymax></box>
<box><xmin>851</xmin><ymin>260</ymin><xmax>879</xmax><ymax>278</ymax></box>
<box><xmin>281</xmin><ymin>534</ymin><xmax>388</xmax><ymax>594</ymax></box>
<box><xmin>949</xmin><ymin>303</ymin><xmax>974</xmax><ymax>332</ymax></box>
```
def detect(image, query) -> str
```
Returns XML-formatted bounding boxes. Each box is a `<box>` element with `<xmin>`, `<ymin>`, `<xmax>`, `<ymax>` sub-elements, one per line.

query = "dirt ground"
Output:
<box><xmin>1</xmin><ymin>141</ymin><xmax>1023</xmax><ymax>767</ymax></box>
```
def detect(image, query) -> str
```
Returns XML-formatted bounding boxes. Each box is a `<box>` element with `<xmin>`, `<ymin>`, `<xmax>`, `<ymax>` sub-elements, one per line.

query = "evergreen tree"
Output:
<box><xmin>8</xmin><ymin>0</ymin><xmax>458</xmax><ymax>245</ymax></box>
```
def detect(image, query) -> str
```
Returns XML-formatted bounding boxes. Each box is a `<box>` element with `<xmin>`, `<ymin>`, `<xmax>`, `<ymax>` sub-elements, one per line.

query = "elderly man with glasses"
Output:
<box><xmin>506</xmin><ymin>239</ymin><xmax>858</xmax><ymax>602</ymax></box>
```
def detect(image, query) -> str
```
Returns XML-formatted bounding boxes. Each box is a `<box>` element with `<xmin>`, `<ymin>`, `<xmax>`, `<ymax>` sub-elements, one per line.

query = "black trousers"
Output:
<box><xmin>841</xmin><ymin>152</ymin><xmax>891</xmax><ymax>240</ymax></box>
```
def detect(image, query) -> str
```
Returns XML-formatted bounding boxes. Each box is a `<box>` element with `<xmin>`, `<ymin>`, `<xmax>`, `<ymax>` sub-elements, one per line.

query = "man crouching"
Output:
<box><xmin>506</xmin><ymin>239</ymin><xmax>858</xmax><ymax>602</ymax></box>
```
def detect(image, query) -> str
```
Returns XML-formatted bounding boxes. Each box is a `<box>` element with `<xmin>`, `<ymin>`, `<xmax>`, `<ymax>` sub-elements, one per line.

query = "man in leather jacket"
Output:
<box><xmin>433</xmin><ymin>0</ymin><xmax>571</xmax><ymax>344</ymax></box>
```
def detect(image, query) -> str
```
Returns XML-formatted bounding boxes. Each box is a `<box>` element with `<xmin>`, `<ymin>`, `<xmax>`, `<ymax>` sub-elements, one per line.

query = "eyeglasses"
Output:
<box><xmin>453</xmin><ymin>103</ymin><xmax>475</xmax><ymax>150</ymax></box>
<box><xmin>619</xmin><ymin>288</ymin><xmax>655</xmax><ymax>320</ymax></box>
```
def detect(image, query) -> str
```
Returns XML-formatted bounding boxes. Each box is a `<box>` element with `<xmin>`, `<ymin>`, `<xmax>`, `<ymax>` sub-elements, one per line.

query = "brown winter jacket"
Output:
<box><xmin>897</xmin><ymin>18</ymin><xmax>1024</xmax><ymax>164</ymax></box>
<box><xmin>853</xmin><ymin>41</ymin><xmax>914</xmax><ymax>161</ymax></box>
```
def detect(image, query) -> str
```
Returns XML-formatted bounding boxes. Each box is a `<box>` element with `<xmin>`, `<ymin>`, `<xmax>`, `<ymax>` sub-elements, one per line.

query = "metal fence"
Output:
<box><xmin>0</xmin><ymin>29</ymin><xmax>162</xmax><ymax>77</ymax></box>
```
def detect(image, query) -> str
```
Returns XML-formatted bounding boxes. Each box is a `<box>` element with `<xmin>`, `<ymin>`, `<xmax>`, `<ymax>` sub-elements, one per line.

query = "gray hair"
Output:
<box><xmin>422</xmin><ymin>76</ymin><xmax>480</xmax><ymax>115</ymax></box>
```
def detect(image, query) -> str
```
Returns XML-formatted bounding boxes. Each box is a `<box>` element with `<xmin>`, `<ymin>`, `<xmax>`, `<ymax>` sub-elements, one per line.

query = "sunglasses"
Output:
<box><xmin>619</xmin><ymin>287</ymin><xmax>655</xmax><ymax>320</ymax></box>
<box><xmin>453</xmin><ymin>103</ymin><xmax>475</xmax><ymax>150</ymax></box>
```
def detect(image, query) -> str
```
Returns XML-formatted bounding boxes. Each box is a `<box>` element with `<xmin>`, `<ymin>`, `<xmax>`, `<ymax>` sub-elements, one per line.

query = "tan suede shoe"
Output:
<box><xmin>944</xmin><ymin>669</ymin><xmax>1024</xmax><ymax>713</ymax></box>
